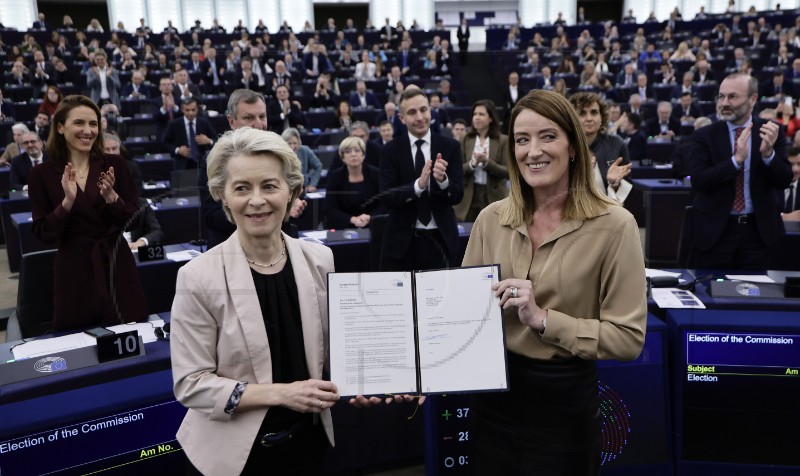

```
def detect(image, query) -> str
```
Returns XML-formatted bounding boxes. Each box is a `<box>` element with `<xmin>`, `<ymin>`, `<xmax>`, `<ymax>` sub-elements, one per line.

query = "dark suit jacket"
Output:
<box><xmin>151</xmin><ymin>94</ymin><xmax>183</xmax><ymax>129</ymax></box>
<box><xmin>379</xmin><ymin>132</ymin><xmax>464</xmax><ymax>262</ymax></box>
<box><xmin>395</xmin><ymin>49</ymin><xmax>416</xmax><ymax>73</ymax></box>
<box><xmin>623</xmin><ymin>130</ymin><xmax>647</xmax><ymax>162</ymax></box>
<box><xmin>161</xmin><ymin>116</ymin><xmax>217</xmax><ymax>165</ymax></box>
<box><xmin>348</xmin><ymin>91</ymin><xmax>381</xmax><ymax>109</ymax></box>
<box><xmin>760</xmin><ymin>80</ymin><xmax>793</xmax><ymax>99</ymax></box>
<box><xmin>374</xmin><ymin>111</ymin><xmax>403</xmax><ymax>130</ymax></box>
<box><xmin>324</xmin><ymin>164</ymin><xmax>384</xmax><ymax>229</ymax></box>
<box><xmin>129</xmin><ymin>197</ymin><xmax>164</xmax><ymax>244</ymax></box>
<box><xmin>645</xmin><ymin>117</ymin><xmax>681</xmax><ymax>137</ymax></box>
<box><xmin>10</xmin><ymin>152</ymin><xmax>47</xmax><ymax>190</ymax></box>
<box><xmin>302</xmin><ymin>53</ymin><xmax>333</xmax><ymax>75</ymax></box>
<box><xmin>121</xmin><ymin>82</ymin><xmax>152</xmax><ymax>99</ymax></box>
<box><xmin>456</xmin><ymin>25</ymin><xmax>470</xmax><ymax>49</ymax></box>
<box><xmin>1</xmin><ymin>101</ymin><xmax>17</xmax><ymax>121</ymax></box>
<box><xmin>689</xmin><ymin>118</ymin><xmax>793</xmax><ymax>250</ymax></box>
<box><xmin>266</xmin><ymin>100</ymin><xmax>304</xmax><ymax>134</ymax></box>
<box><xmin>693</xmin><ymin>70</ymin><xmax>716</xmax><ymax>84</ymax></box>
<box><xmin>31</xmin><ymin>62</ymin><xmax>56</xmax><ymax>92</ymax></box>
<box><xmin>671</xmin><ymin>103</ymin><xmax>703</xmax><ymax>121</ymax></box>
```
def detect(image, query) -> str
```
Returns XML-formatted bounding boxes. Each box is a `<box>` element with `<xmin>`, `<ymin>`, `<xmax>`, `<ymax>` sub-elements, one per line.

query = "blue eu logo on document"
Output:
<box><xmin>391</xmin><ymin>280</ymin><xmax>404</xmax><ymax>287</ymax></box>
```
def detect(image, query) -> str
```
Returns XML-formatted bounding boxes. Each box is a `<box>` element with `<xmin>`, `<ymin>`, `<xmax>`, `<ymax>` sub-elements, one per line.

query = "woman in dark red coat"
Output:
<box><xmin>28</xmin><ymin>95</ymin><xmax>147</xmax><ymax>331</ymax></box>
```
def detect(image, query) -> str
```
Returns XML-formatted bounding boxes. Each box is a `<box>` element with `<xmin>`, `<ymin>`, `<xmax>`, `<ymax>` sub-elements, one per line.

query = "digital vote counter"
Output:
<box><xmin>667</xmin><ymin>309</ymin><xmax>800</xmax><ymax>475</ymax></box>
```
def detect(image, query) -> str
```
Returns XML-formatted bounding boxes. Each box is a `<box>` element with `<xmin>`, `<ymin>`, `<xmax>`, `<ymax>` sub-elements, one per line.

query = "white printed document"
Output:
<box><xmin>328</xmin><ymin>265</ymin><xmax>508</xmax><ymax>397</ymax></box>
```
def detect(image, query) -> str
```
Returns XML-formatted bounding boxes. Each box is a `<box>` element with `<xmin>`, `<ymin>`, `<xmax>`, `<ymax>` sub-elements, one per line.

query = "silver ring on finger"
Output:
<box><xmin>510</xmin><ymin>287</ymin><xmax>518</xmax><ymax>298</ymax></box>
<box><xmin>319</xmin><ymin>399</ymin><xmax>324</xmax><ymax>409</ymax></box>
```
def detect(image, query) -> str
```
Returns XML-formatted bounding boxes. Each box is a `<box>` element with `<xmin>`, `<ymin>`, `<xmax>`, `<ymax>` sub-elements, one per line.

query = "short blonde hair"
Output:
<box><xmin>206</xmin><ymin>127</ymin><xmax>304</xmax><ymax>223</ymax></box>
<box><xmin>338</xmin><ymin>136</ymin><xmax>365</xmax><ymax>158</ymax></box>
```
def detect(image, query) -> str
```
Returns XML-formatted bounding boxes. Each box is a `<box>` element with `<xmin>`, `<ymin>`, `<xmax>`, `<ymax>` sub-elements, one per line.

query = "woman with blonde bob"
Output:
<box><xmin>462</xmin><ymin>90</ymin><xmax>647</xmax><ymax>475</ymax></box>
<box><xmin>172</xmin><ymin>127</ymin><xmax>365</xmax><ymax>475</ymax></box>
<box><xmin>324</xmin><ymin>136</ymin><xmax>384</xmax><ymax>229</ymax></box>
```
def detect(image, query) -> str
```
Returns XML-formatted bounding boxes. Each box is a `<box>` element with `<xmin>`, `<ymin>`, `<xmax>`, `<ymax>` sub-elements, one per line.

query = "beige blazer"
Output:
<box><xmin>171</xmin><ymin>231</ymin><xmax>334</xmax><ymax>476</ymax></box>
<box><xmin>453</xmin><ymin>134</ymin><xmax>510</xmax><ymax>221</ymax></box>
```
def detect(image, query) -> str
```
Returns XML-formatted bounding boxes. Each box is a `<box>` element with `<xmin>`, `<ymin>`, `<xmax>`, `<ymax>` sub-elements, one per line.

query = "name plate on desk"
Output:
<box><xmin>138</xmin><ymin>244</ymin><xmax>165</xmax><ymax>262</ymax></box>
<box><xmin>0</xmin><ymin>347</ymin><xmax>99</xmax><ymax>385</ymax></box>
<box><xmin>97</xmin><ymin>331</ymin><xmax>145</xmax><ymax>362</ymax></box>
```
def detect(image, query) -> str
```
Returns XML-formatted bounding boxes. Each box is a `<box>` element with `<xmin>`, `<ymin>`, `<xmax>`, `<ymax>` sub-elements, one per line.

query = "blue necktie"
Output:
<box><xmin>189</xmin><ymin>121</ymin><xmax>198</xmax><ymax>162</ymax></box>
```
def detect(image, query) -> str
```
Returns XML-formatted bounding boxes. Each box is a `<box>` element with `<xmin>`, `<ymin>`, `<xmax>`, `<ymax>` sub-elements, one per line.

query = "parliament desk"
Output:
<box><xmin>0</xmin><ymin>196</ymin><xmax>32</xmax><ymax>272</ymax></box>
<box><xmin>632</xmin><ymin>178</ymin><xmax>692</xmax><ymax>268</ymax></box>
<box><xmin>626</xmin><ymin>162</ymin><xmax>677</xmax><ymax>227</ymax></box>
<box><xmin>134</xmin><ymin>154</ymin><xmax>174</xmax><ymax>182</ymax></box>
<box><xmin>0</xmin><ymin>311</ymin><xmax>427</xmax><ymax>475</ymax></box>
<box><xmin>10</xmin><ymin>199</ymin><xmax>203</xmax><ymax>273</ymax></box>
<box><xmin>0</xmin><ymin>322</ymin><xmax>185</xmax><ymax>476</ymax></box>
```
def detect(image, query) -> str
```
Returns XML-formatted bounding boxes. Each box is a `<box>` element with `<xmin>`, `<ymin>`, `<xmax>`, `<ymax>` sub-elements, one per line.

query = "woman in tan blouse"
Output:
<box><xmin>462</xmin><ymin>90</ymin><xmax>647</xmax><ymax>475</ymax></box>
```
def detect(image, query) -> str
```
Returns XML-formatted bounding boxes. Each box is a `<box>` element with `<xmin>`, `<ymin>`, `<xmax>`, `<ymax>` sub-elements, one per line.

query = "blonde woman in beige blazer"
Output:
<box><xmin>454</xmin><ymin>100</ymin><xmax>510</xmax><ymax>222</ymax></box>
<box><xmin>172</xmin><ymin>128</ymin><xmax>342</xmax><ymax>475</ymax></box>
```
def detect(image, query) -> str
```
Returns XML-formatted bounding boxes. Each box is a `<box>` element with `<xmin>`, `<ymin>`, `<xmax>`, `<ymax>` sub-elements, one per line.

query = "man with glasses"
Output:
<box><xmin>689</xmin><ymin>73</ymin><xmax>792</xmax><ymax>269</ymax></box>
<box><xmin>10</xmin><ymin>132</ymin><xmax>46</xmax><ymax>191</ymax></box>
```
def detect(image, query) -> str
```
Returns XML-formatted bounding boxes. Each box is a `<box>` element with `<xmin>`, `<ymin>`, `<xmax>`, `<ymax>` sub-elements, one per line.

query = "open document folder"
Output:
<box><xmin>328</xmin><ymin>265</ymin><xmax>509</xmax><ymax>397</ymax></box>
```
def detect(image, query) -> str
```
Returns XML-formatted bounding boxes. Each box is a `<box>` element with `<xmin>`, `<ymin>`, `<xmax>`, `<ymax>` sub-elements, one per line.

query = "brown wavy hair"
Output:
<box><xmin>568</xmin><ymin>91</ymin><xmax>608</xmax><ymax>136</ymax></box>
<box><xmin>46</xmin><ymin>95</ymin><xmax>105</xmax><ymax>166</ymax></box>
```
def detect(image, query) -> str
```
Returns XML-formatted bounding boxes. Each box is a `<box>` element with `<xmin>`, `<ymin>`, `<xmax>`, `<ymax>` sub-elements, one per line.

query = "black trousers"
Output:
<box><xmin>186</xmin><ymin>422</ymin><xmax>328</xmax><ymax>476</ymax></box>
<box><xmin>693</xmin><ymin>215</ymin><xmax>769</xmax><ymax>270</ymax></box>
<box><xmin>383</xmin><ymin>228</ymin><xmax>453</xmax><ymax>271</ymax></box>
<box><xmin>472</xmin><ymin>352</ymin><xmax>601</xmax><ymax>476</ymax></box>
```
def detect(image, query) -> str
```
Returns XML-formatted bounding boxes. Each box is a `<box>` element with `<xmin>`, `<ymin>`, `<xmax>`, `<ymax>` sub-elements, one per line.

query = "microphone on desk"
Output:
<box><xmin>677</xmin><ymin>274</ymin><xmax>715</xmax><ymax>292</ymax></box>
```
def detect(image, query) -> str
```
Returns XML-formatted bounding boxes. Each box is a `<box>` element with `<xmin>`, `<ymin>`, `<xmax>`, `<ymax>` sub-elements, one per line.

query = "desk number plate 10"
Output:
<box><xmin>97</xmin><ymin>331</ymin><xmax>144</xmax><ymax>362</ymax></box>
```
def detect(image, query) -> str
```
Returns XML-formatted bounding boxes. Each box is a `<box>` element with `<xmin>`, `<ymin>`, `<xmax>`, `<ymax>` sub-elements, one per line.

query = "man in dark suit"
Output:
<box><xmin>645</xmin><ymin>102</ymin><xmax>681</xmax><ymax>139</ymax></box>
<box><xmin>379</xmin><ymin>88</ymin><xmax>464</xmax><ymax>271</ymax></box>
<box><xmin>457</xmin><ymin>18</ymin><xmax>470</xmax><ymax>66</ymax></box>
<box><xmin>395</xmin><ymin>40</ymin><xmax>415</xmax><ymax>76</ymax></box>
<box><xmin>349</xmin><ymin>80</ymin><xmax>381</xmax><ymax>109</ymax></box>
<box><xmin>32</xmin><ymin>13</ymin><xmax>50</xmax><ymax>30</ymax></box>
<box><xmin>374</xmin><ymin>101</ymin><xmax>404</xmax><ymax>132</ymax></box>
<box><xmin>33</xmin><ymin>113</ymin><xmax>50</xmax><ymax>142</ymax></box>
<box><xmin>10</xmin><ymin>132</ymin><xmax>46</xmax><ymax>191</ymax></box>
<box><xmin>152</xmin><ymin>76</ymin><xmax>182</xmax><ymax>132</ymax></box>
<box><xmin>438</xmin><ymin>79</ymin><xmax>458</xmax><ymax>107</ymax></box>
<box><xmin>162</xmin><ymin>98</ymin><xmax>217</xmax><ymax>169</ymax></box>
<box><xmin>127</xmin><ymin>197</ymin><xmax>164</xmax><ymax>249</ymax></box>
<box><xmin>0</xmin><ymin>87</ymin><xmax>17</xmax><ymax>122</ymax></box>
<box><xmin>428</xmin><ymin>93</ymin><xmax>450</xmax><ymax>133</ymax></box>
<box><xmin>782</xmin><ymin>146</ymin><xmax>800</xmax><ymax>217</ymax></box>
<box><xmin>760</xmin><ymin>71</ymin><xmax>792</xmax><ymax>100</ymax></box>
<box><xmin>689</xmin><ymin>73</ymin><xmax>793</xmax><ymax>269</ymax></box>
<box><xmin>30</xmin><ymin>50</ymin><xmax>55</xmax><ymax>98</ymax></box>
<box><xmin>620</xmin><ymin>113</ymin><xmax>647</xmax><ymax>162</ymax></box>
<box><xmin>693</xmin><ymin>60</ymin><xmax>716</xmax><ymax>85</ymax></box>
<box><xmin>671</xmin><ymin>92</ymin><xmax>704</xmax><ymax>123</ymax></box>
<box><xmin>267</xmin><ymin>84</ymin><xmax>304</xmax><ymax>134</ymax></box>
<box><xmin>303</xmin><ymin>42</ymin><xmax>334</xmax><ymax>79</ymax></box>
<box><xmin>201</xmin><ymin>47</ymin><xmax>225</xmax><ymax>93</ymax></box>
<box><xmin>173</xmin><ymin>69</ymin><xmax>202</xmax><ymax>100</ymax></box>
<box><xmin>121</xmin><ymin>70</ymin><xmax>152</xmax><ymax>99</ymax></box>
